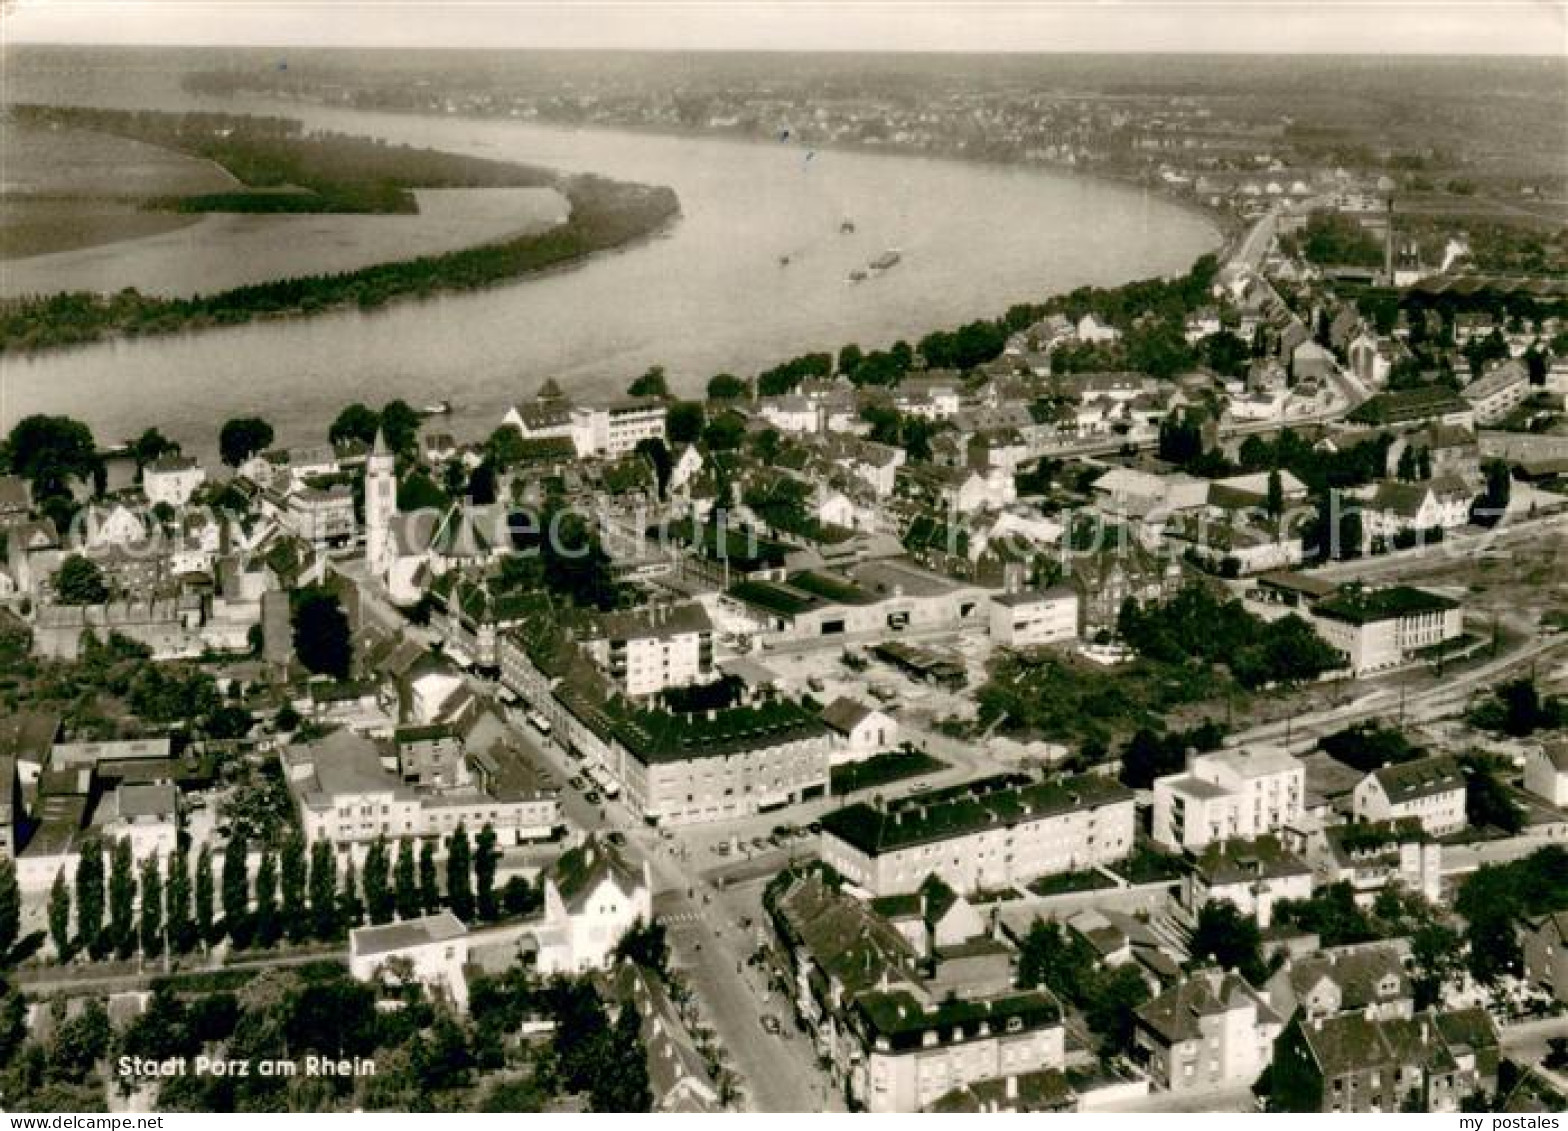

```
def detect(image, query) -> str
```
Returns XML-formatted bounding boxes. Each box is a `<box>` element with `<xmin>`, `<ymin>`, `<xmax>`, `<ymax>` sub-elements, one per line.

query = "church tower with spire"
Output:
<box><xmin>365</xmin><ymin>427</ymin><xmax>397</xmax><ymax>576</ymax></box>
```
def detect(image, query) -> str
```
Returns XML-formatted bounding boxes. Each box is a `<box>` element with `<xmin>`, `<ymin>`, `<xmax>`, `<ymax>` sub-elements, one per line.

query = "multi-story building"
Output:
<box><xmin>1309</xmin><ymin>818</ymin><xmax>1442</xmax><ymax>904</ymax></box>
<box><xmin>532</xmin><ymin>835</ymin><xmax>653</xmax><ymax>975</ymax></box>
<box><xmin>770</xmin><ymin>871</ymin><xmax>1066</xmax><ymax>1114</ymax></box>
<box><xmin>1523</xmin><ymin>910</ymin><xmax>1568</xmax><ymax>1005</ymax></box>
<box><xmin>581</xmin><ymin>601</ymin><xmax>715</xmax><ymax>697</ymax></box>
<box><xmin>1265</xmin><ymin>943</ymin><xmax>1414</xmax><ymax>1026</ymax></box>
<box><xmin>571</xmin><ymin>398</ymin><xmax>667</xmax><ymax>458</ymax></box>
<box><xmin>1358</xmin><ymin>478</ymin><xmax>1473</xmax><ymax>550</ymax></box>
<box><xmin>280</xmin><ymin>484</ymin><xmax>357</xmax><ymax>551</ymax></box>
<box><xmin>594</xmin><ymin>696</ymin><xmax>835</xmax><ymax>826</ymax></box>
<box><xmin>1183</xmin><ymin>835</ymin><xmax>1313</xmax><ymax>929</ymax></box>
<box><xmin>1352</xmin><ymin>756</ymin><xmax>1467</xmax><ymax>837</ymax></box>
<box><xmin>142</xmin><ymin>455</ymin><xmax>206</xmax><ymax>508</ymax></box>
<box><xmin>988</xmin><ymin>587</ymin><xmax>1079</xmax><ymax>647</ymax></box>
<box><xmin>1152</xmin><ymin>746</ymin><xmax>1305</xmax><ymax>852</ymax></box>
<box><xmin>1461</xmin><ymin>359</ymin><xmax>1531</xmax><ymax>425</ymax></box>
<box><xmin>1133</xmin><ymin>970</ymin><xmax>1282</xmax><ymax>1095</ymax></box>
<box><xmin>819</xmin><ymin>772</ymin><xmax>1135</xmax><ymax>897</ymax></box>
<box><xmin>1305</xmin><ymin>586</ymin><xmax>1463</xmax><ymax>676</ymax></box>
<box><xmin>282</xmin><ymin>727</ymin><xmax>560</xmax><ymax>847</ymax></box>
<box><xmin>1272</xmin><ymin>1008</ymin><xmax>1499</xmax><ymax>1113</ymax></box>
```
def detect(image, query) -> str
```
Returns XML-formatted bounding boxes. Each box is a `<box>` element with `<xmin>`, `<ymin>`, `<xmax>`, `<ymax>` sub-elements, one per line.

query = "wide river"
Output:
<box><xmin>0</xmin><ymin>94</ymin><xmax>1218</xmax><ymax>456</ymax></box>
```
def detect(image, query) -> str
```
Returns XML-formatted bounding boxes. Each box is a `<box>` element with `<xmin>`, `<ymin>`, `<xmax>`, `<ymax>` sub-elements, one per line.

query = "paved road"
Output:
<box><xmin>495</xmin><ymin>705</ymin><xmax>837</xmax><ymax>1112</ymax></box>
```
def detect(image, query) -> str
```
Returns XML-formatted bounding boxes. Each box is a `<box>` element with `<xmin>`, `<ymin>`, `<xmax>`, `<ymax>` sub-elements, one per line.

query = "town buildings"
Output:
<box><xmin>1351</xmin><ymin>755</ymin><xmax>1467</xmax><ymax>837</ymax></box>
<box><xmin>349</xmin><ymin>912</ymin><xmax>471</xmax><ymax>1011</ymax></box>
<box><xmin>532</xmin><ymin>835</ymin><xmax>653</xmax><ymax>975</ymax></box>
<box><xmin>1133</xmin><ymin>970</ymin><xmax>1282</xmax><ymax>1094</ymax></box>
<box><xmin>819</xmin><ymin>771</ymin><xmax>1135</xmax><ymax>897</ymax></box>
<box><xmin>580</xmin><ymin>601</ymin><xmax>716</xmax><ymax>697</ymax></box>
<box><xmin>1305</xmin><ymin>586</ymin><xmax>1464</xmax><ymax>676</ymax></box>
<box><xmin>987</xmin><ymin>587</ymin><xmax>1079</xmax><ymax>647</ymax></box>
<box><xmin>1152</xmin><ymin>747</ymin><xmax>1305</xmax><ymax>852</ymax></box>
<box><xmin>770</xmin><ymin>871</ymin><xmax>1066</xmax><ymax>1113</ymax></box>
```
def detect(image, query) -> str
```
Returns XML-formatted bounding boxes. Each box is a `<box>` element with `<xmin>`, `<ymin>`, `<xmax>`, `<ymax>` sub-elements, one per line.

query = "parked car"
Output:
<box><xmin>761</xmin><ymin>1015</ymin><xmax>782</xmax><ymax>1035</ymax></box>
<box><xmin>584</xmin><ymin>790</ymin><xmax>601</xmax><ymax>805</ymax></box>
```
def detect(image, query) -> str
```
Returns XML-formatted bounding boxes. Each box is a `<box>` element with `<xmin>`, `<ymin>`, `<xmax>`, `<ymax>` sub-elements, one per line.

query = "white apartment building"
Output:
<box><xmin>532</xmin><ymin>835</ymin><xmax>653</xmax><ymax>975</ymax></box>
<box><xmin>988</xmin><ymin>587</ymin><xmax>1079</xmax><ymax>647</ymax></box>
<box><xmin>1351</xmin><ymin>755</ymin><xmax>1467</xmax><ymax>837</ymax></box>
<box><xmin>282</xmin><ymin>729</ymin><xmax>560</xmax><ymax>846</ymax></box>
<box><xmin>1134</xmin><ymin>970</ymin><xmax>1282</xmax><ymax>1095</ymax></box>
<box><xmin>571</xmin><ymin>398</ymin><xmax>667</xmax><ymax>457</ymax></box>
<box><xmin>581</xmin><ymin>601</ymin><xmax>715</xmax><ymax>697</ymax></box>
<box><xmin>819</xmin><ymin>772</ymin><xmax>1136</xmax><ymax>897</ymax></box>
<box><xmin>1461</xmin><ymin>359</ymin><xmax>1531</xmax><ymax>425</ymax></box>
<box><xmin>1359</xmin><ymin>478</ymin><xmax>1473</xmax><ymax>550</ymax></box>
<box><xmin>1152</xmin><ymin>746</ymin><xmax>1305</xmax><ymax>852</ymax></box>
<box><xmin>852</xmin><ymin>990</ymin><xmax>1067</xmax><ymax>1113</ymax></box>
<box><xmin>142</xmin><ymin>456</ymin><xmax>206</xmax><ymax>508</ymax></box>
<box><xmin>1306</xmin><ymin>587</ymin><xmax>1463</xmax><ymax>676</ymax></box>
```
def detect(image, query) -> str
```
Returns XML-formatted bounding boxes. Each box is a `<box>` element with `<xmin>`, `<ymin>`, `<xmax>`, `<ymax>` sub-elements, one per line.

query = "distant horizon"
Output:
<box><xmin>5</xmin><ymin>42</ymin><xmax>1567</xmax><ymax>59</ymax></box>
<box><xmin>5</xmin><ymin>1</ymin><xmax>1565</xmax><ymax>57</ymax></box>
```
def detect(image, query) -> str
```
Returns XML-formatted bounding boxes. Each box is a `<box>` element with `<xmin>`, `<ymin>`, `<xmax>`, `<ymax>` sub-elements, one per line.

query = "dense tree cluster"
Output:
<box><xmin>1455</xmin><ymin>846</ymin><xmax>1568</xmax><ymax>987</ymax></box>
<box><xmin>1017</xmin><ymin>918</ymin><xmax>1150</xmax><ymax>1055</ymax></box>
<box><xmin>1466</xmin><ymin>677</ymin><xmax>1565</xmax><ymax>738</ymax></box>
<box><xmin>1117</xmin><ymin>584</ymin><xmax>1345</xmax><ymax>690</ymax></box>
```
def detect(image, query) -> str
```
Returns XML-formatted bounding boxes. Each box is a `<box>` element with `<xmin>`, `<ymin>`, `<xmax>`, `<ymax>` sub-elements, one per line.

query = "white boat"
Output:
<box><xmin>422</xmin><ymin>400</ymin><xmax>452</xmax><ymax>416</ymax></box>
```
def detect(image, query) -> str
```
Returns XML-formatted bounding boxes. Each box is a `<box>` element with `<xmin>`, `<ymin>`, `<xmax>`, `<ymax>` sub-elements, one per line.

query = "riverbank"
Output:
<box><xmin>0</xmin><ymin>171</ymin><xmax>680</xmax><ymax>354</ymax></box>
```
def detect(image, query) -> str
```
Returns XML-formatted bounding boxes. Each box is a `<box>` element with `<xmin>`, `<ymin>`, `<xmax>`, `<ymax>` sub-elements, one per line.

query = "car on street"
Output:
<box><xmin>584</xmin><ymin>790</ymin><xmax>601</xmax><ymax>804</ymax></box>
<box><xmin>761</xmin><ymin>1015</ymin><xmax>782</xmax><ymax>1035</ymax></box>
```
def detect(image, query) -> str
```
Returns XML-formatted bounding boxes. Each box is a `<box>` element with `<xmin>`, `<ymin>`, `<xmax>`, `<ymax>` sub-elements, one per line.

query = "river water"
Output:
<box><xmin>0</xmin><ymin>74</ymin><xmax>1218</xmax><ymax>456</ymax></box>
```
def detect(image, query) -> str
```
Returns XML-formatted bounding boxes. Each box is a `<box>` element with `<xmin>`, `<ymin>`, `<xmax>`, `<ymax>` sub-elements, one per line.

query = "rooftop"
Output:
<box><xmin>1314</xmin><ymin>585</ymin><xmax>1460</xmax><ymax>626</ymax></box>
<box><xmin>820</xmin><ymin>771</ymin><xmax>1133</xmax><ymax>856</ymax></box>
<box><xmin>350</xmin><ymin>911</ymin><xmax>467</xmax><ymax>958</ymax></box>
<box><xmin>1369</xmin><ymin>754</ymin><xmax>1466</xmax><ymax>803</ymax></box>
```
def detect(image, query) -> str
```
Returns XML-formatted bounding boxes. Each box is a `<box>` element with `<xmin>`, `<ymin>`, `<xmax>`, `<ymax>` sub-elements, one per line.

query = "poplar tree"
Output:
<box><xmin>308</xmin><ymin>840</ymin><xmax>338</xmax><ymax>939</ymax></box>
<box><xmin>108</xmin><ymin>839</ymin><xmax>136</xmax><ymax>960</ymax></box>
<box><xmin>48</xmin><ymin>872</ymin><xmax>71</xmax><ymax>960</ymax></box>
<box><xmin>394</xmin><ymin>838</ymin><xmax>420</xmax><ymax>920</ymax></box>
<box><xmin>194</xmin><ymin>844</ymin><xmax>216</xmax><ymax>946</ymax></box>
<box><xmin>419</xmin><ymin>840</ymin><xmax>441</xmax><ymax>914</ymax></box>
<box><xmin>475</xmin><ymin>824</ymin><xmax>499</xmax><ymax>921</ymax></box>
<box><xmin>364</xmin><ymin>837</ymin><xmax>393</xmax><ymax>925</ymax></box>
<box><xmin>253</xmin><ymin>848</ymin><xmax>280</xmax><ymax>947</ymax></box>
<box><xmin>166</xmin><ymin>847</ymin><xmax>194</xmax><ymax>955</ymax></box>
<box><xmin>0</xmin><ymin>857</ymin><xmax>19</xmax><ymax>962</ymax></box>
<box><xmin>138</xmin><ymin>854</ymin><xmax>163</xmax><ymax>960</ymax></box>
<box><xmin>280</xmin><ymin>832</ymin><xmax>308</xmax><ymax>944</ymax></box>
<box><xmin>75</xmin><ymin>837</ymin><xmax>106</xmax><ymax>957</ymax></box>
<box><xmin>221</xmin><ymin>833</ymin><xmax>250</xmax><ymax>947</ymax></box>
<box><xmin>446</xmin><ymin>824</ymin><xmax>474</xmax><ymax>921</ymax></box>
<box><xmin>340</xmin><ymin>858</ymin><xmax>364</xmax><ymax>929</ymax></box>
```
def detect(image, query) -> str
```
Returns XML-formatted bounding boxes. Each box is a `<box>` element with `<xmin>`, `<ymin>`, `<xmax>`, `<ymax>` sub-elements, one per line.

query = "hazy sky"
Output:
<box><xmin>4</xmin><ymin>0</ymin><xmax>1566</xmax><ymax>54</ymax></box>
